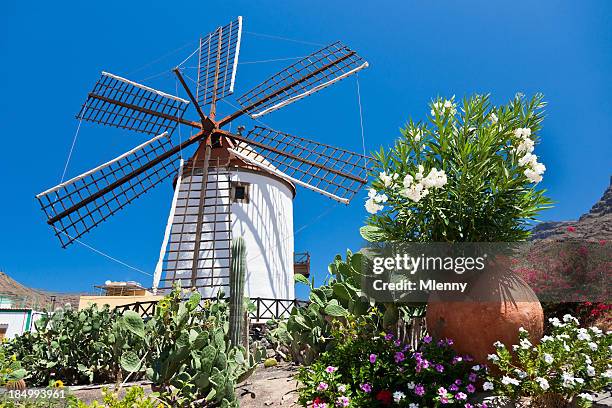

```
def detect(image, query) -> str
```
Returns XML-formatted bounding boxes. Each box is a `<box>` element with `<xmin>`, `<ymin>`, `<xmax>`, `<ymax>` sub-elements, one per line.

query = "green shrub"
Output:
<box><xmin>487</xmin><ymin>315</ymin><xmax>612</xmax><ymax>408</ymax></box>
<box><xmin>362</xmin><ymin>93</ymin><xmax>551</xmax><ymax>243</ymax></box>
<box><xmin>76</xmin><ymin>386</ymin><xmax>161</xmax><ymax>407</ymax></box>
<box><xmin>6</xmin><ymin>304</ymin><xmax>145</xmax><ymax>386</ymax></box>
<box><xmin>142</xmin><ymin>288</ymin><xmax>261</xmax><ymax>407</ymax></box>
<box><xmin>297</xmin><ymin>318</ymin><xmax>489</xmax><ymax>407</ymax></box>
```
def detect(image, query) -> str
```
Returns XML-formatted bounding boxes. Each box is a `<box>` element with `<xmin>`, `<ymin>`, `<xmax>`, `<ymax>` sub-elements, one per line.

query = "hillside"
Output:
<box><xmin>0</xmin><ymin>271</ymin><xmax>81</xmax><ymax>310</ymax></box>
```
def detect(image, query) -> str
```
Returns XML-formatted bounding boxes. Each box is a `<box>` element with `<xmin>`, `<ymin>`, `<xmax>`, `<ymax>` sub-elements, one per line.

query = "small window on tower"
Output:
<box><xmin>231</xmin><ymin>182</ymin><xmax>250</xmax><ymax>203</ymax></box>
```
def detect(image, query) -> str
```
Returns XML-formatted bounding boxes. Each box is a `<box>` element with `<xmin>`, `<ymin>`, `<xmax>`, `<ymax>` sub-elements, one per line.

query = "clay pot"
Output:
<box><xmin>426</xmin><ymin>262</ymin><xmax>543</xmax><ymax>365</ymax></box>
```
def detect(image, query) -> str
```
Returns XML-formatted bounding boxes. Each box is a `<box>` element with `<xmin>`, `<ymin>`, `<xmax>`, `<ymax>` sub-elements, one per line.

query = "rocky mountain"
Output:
<box><xmin>0</xmin><ymin>271</ymin><xmax>81</xmax><ymax>310</ymax></box>
<box><xmin>531</xmin><ymin>176</ymin><xmax>612</xmax><ymax>241</ymax></box>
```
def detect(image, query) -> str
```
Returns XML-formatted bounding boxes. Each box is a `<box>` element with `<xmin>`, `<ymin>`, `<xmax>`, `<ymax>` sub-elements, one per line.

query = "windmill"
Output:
<box><xmin>36</xmin><ymin>17</ymin><xmax>370</xmax><ymax>303</ymax></box>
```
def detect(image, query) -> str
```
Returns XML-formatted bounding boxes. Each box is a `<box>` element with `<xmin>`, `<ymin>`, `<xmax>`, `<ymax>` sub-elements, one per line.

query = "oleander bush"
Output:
<box><xmin>487</xmin><ymin>315</ymin><xmax>612</xmax><ymax>408</ymax></box>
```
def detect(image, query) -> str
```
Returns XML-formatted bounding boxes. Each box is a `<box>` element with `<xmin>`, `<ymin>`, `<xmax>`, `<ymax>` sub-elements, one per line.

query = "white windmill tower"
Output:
<box><xmin>36</xmin><ymin>17</ymin><xmax>369</xmax><ymax>312</ymax></box>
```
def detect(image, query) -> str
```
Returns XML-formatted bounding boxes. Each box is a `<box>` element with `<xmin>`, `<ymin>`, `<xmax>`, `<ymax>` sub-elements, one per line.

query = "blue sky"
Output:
<box><xmin>1</xmin><ymin>1</ymin><xmax>610</xmax><ymax>298</ymax></box>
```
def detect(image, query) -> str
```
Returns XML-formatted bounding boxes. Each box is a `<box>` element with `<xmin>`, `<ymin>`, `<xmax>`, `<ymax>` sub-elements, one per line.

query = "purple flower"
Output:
<box><xmin>414</xmin><ymin>384</ymin><xmax>425</xmax><ymax>396</ymax></box>
<box><xmin>466</xmin><ymin>384</ymin><xmax>476</xmax><ymax>393</ymax></box>
<box><xmin>384</xmin><ymin>333</ymin><xmax>394</xmax><ymax>341</ymax></box>
<box><xmin>317</xmin><ymin>382</ymin><xmax>329</xmax><ymax>391</ymax></box>
<box><xmin>440</xmin><ymin>397</ymin><xmax>449</xmax><ymax>404</ymax></box>
<box><xmin>423</xmin><ymin>335</ymin><xmax>433</xmax><ymax>344</ymax></box>
<box><xmin>449</xmin><ymin>384</ymin><xmax>459</xmax><ymax>392</ymax></box>
<box><xmin>452</xmin><ymin>356</ymin><xmax>463</xmax><ymax>365</ymax></box>
<box><xmin>465</xmin><ymin>404</ymin><xmax>474</xmax><ymax>408</ymax></box>
<box><xmin>435</xmin><ymin>364</ymin><xmax>444</xmax><ymax>373</ymax></box>
<box><xmin>464</xmin><ymin>355</ymin><xmax>474</xmax><ymax>362</ymax></box>
<box><xmin>369</xmin><ymin>354</ymin><xmax>377</xmax><ymax>364</ymax></box>
<box><xmin>456</xmin><ymin>392</ymin><xmax>467</xmax><ymax>400</ymax></box>
<box><xmin>394</xmin><ymin>339</ymin><xmax>402</xmax><ymax>347</ymax></box>
<box><xmin>438</xmin><ymin>387</ymin><xmax>448</xmax><ymax>397</ymax></box>
<box><xmin>421</xmin><ymin>359</ymin><xmax>430</xmax><ymax>369</ymax></box>
<box><xmin>403</xmin><ymin>344</ymin><xmax>411</xmax><ymax>352</ymax></box>
<box><xmin>360</xmin><ymin>383</ymin><xmax>372</xmax><ymax>393</ymax></box>
<box><xmin>446</xmin><ymin>338</ymin><xmax>454</xmax><ymax>345</ymax></box>
<box><xmin>454</xmin><ymin>379</ymin><xmax>462</xmax><ymax>385</ymax></box>
<box><xmin>468</xmin><ymin>373</ymin><xmax>477</xmax><ymax>382</ymax></box>
<box><xmin>325</xmin><ymin>366</ymin><xmax>338</xmax><ymax>373</ymax></box>
<box><xmin>394</xmin><ymin>352</ymin><xmax>405</xmax><ymax>363</ymax></box>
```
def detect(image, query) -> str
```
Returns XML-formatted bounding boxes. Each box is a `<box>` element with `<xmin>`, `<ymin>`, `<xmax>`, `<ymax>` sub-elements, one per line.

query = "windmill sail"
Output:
<box><xmin>222</xmin><ymin>126</ymin><xmax>369</xmax><ymax>203</ymax></box>
<box><xmin>155</xmin><ymin>156</ymin><xmax>232</xmax><ymax>293</ymax></box>
<box><xmin>235</xmin><ymin>41</ymin><xmax>368</xmax><ymax>119</ymax></box>
<box><xmin>36</xmin><ymin>133</ymin><xmax>199</xmax><ymax>247</ymax></box>
<box><xmin>77</xmin><ymin>72</ymin><xmax>190</xmax><ymax>136</ymax></box>
<box><xmin>197</xmin><ymin>16</ymin><xmax>242</xmax><ymax>107</ymax></box>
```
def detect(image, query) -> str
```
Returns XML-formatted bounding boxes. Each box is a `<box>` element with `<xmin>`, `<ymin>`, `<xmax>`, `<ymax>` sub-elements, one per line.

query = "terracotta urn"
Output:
<box><xmin>426</xmin><ymin>261</ymin><xmax>543</xmax><ymax>365</ymax></box>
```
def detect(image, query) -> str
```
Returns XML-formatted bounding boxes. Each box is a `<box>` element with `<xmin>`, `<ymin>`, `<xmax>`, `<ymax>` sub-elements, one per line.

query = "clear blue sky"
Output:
<box><xmin>1</xmin><ymin>1</ymin><xmax>610</xmax><ymax>298</ymax></box>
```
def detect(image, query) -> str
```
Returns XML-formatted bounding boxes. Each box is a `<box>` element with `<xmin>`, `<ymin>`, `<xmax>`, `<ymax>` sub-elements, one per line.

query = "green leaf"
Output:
<box><xmin>122</xmin><ymin>310</ymin><xmax>145</xmax><ymax>338</ymax></box>
<box><xmin>120</xmin><ymin>351</ymin><xmax>142</xmax><ymax>372</ymax></box>
<box><xmin>294</xmin><ymin>274</ymin><xmax>311</xmax><ymax>287</ymax></box>
<box><xmin>186</xmin><ymin>291</ymin><xmax>202</xmax><ymax>311</ymax></box>
<box><xmin>323</xmin><ymin>303</ymin><xmax>348</xmax><ymax>317</ymax></box>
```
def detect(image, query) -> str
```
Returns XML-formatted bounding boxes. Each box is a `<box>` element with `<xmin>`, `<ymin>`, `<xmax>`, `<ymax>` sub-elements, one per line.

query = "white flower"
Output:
<box><xmin>590</xmin><ymin>326</ymin><xmax>603</xmax><ymax>335</ymax></box>
<box><xmin>577</xmin><ymin>329</ymin><xmax>591</xmax><ymax>341</ymax></box>
<box><xmin>400</xmin><ymin>182</ymin><xmax>428</xmax><ymax>203</ymax></box>
<box><xmin>515</xmin><ymin>369</ymin><xmax>527</xmax><ymax>379</ymax></box>
<box><xmin>490</xmin><ymin>112</ymin><xmax>498</xmax><ymax>124</ymax></box>
<box><xmin>368</xmin><ymin>188</ymin><xmax>377</xmax><ymax>198</ymax></box>
<box><xmin>393</xmin><ymin>391</ymin><xmax>406</xmax><ymax>403</ymax></box>
<box><xmin>602</xmin><ymin>369</ymin><xmax>612</xmax><ymax>379</ymax></box>
<box><xmin>406</xmin><ymin>381</ymin><xmax>415</xmax><ymax>390</ymax></box>
<box><xmin>472</xmin><ymin>365</ymin><xmax>481</xmax><ymax>371</ymax></box>
<box><xmin>543</xmin><ymin>353</ymin><xmax>554</xmax><ymax>364</ymax></box>
<box><xmin>549</xmin><ymin>317</ymin><xmax>564</xmax><ymax>327</ymax></box>
<box><xmin>409</xmin><ymin>403</ymin><xmax>419</xmax><ymax>408</ymax></box>
<box><xmin>337</xmin><ymin>385</ymin><xmax>346</xmax><ymax>393</ymax></box>
<box><xmin>578</xmin><ymin>393</ymin><xmax>593</xmax><ymax>401</ymax></box>
<box><xmin>365</xmin><ymin>198</ymin><xmax>383</xmax><ymax>214</ymax></box>
<box><xmin>518</xmin><ymin>327</ymin><xmax>528</xmax><ymax>334</ymax></box>
<box><xmin>374</xmin><ymin>193</ymin><xmax>388</xmax><ymax>203</ymax></box>
<box><xmin>541</xmin><ymin>335</ymin><xmax>554</xmax><ymax>342</ymax></box>
<box><xmin>379</xmin><ymin>172</ymin><xmax>394</xmax><ymax>187</ymax></box>
<box><xmin>524</xmin><ymin>168</ymin><xmax>543</xmax><ymax>184</ymax></box>
<box><xmin>588</xmin><ymin>342</ymin><xmax>598</xmax><ymax>351</ymax></box>
<box><xmin>535</xmin><ymin>377</ymin><xmax>550</xmax><ymax>390</ymax></box>
<box><xmin>587</xmin><ymin>366</ymin><xmax>596</xmax><ymax>377</ymax></box>
<box><xmin>501</xmin><ymin>376</ymin><xmax>520</xmax><ymax>386</ymax></box>
<box><xmin>514</xmin><ymin>128</ymin><xmax>532</xmax><ymax>139</ymax></box>
<box><xmin>421</xmin><ymin>168</ymin><xmax>448</xmax><ymax>189</ymax></box>
<box><xmin>487</xmin><ymin>354</ymin><xmax>500</xmax><ymax>362</ymax></box>
<box><xmin>583</xmin><ymin>354</ymin><xmax>592</xmax><ymax>365</ymax></box>
<box><xmin>562</xmin><ymin>372</ymin><xmax>576</xmax><ymax>388</ymax></box>
<box><xmin>493</xmin><ymin>341</ymin><xmax>505</xmax><ymax>349</ymax></box>
<box><xmin>518</xmin><ymin>153</ymin><xmax>537</xmax><ymax>167</ymax></box>
<box><xmin>483</xmin><ymin>381</ymin><xmax>494</xmax><ymax>391</ymax></box>
<box><xmin>563</xmin><ymin>314</ymin><xmax>579</xmax><ymax>324</ymax></box>
<box><xmin>403</xmin><ymin>174</ymin><xmax>414</xmax><ymax>188</ymax></box>
<box><xmin>520</xmin><ymin>338</ymin><xmax>532</xmax><ymax>349</ymax></box>
<box><xmin>413</xmin><ymin>129</ymin><xmax>422</xmax><ymax>142</ymax></box>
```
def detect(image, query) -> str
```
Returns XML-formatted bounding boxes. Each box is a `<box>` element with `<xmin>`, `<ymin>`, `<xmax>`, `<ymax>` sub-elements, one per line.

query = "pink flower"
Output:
<box><xmin>394</xmin><ymin>339</ymin><xmax>402</xmax><ymax>347</ymax></box>
<box><xmin>335</xmin><ymin>396</ymin><xmax>350</xmax><ymax>407</ymax></box>
<box><xmin>325</xmin><ymin>366</ymin><xmax>338</xmax><ymax>373</ymax></box>
<box><xmin>454</xmin><ymin>379</ymin><xmax>462</xmax><ymax>385</ymax></box>
<box><xmin>313</xmin><ymin>397</ymin><xmax>327</xmax><ymax>408</ymax></box>
<box><xmin>317</xmin><ymin>382</ymin><xmax>329</xmax><ymax>391</ymax></box>
<box><xmin>456</xmin><ymin>392</ymin><xmax>467</xmax><ymax>400</ymax></box>
<box><xmin>360</xmin><ymin>383</ymin><xmax>372</xmax><ymax>393</ymax></box>
<box><xmin>438</xmin><ymin>387</ymin><xmax>448</xmax><ymax>396</ymax></box>
<box><xmin>449</xmin><ymin>384</ymin><xmax>459</xmax><ymax>392</ymax></box>
<box><xmin>369</xmin><ymin>354</ymin><xmax>377</xmax><ymax>363</ymax></box>
<box><xmin>466</xmin><ymin>383</ymin><xmax>476</xmax><ymax>393</ymax></box>
<box><xmin>435</xmin><ymin>364</ymin><xmax>444</xmax><ymax>372</ymax></box>
<box><xmin>384</xmin><ymin>333</ymin><xmax>394</xmax><ymax>341</ymax></box>
<box><xmin>567</xmin><ymin>226</ymin><xmax>576</xmax><ymax>232</ymax></box>
<box><xmin>394</xmin><ymin>352</ymin><xmax>405</xmax><ymax>363</ymax></box>
<box><xmin>414</xmin><ymin>384</ymin><xmax>425</xmax><ymax>396</ymax></box>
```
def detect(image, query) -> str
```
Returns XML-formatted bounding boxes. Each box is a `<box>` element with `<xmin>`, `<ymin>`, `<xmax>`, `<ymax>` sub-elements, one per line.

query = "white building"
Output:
<box><xmin>153</xmin><ymin>144</ymin><xmax>302</xmax><ymax>305</ymax></box>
